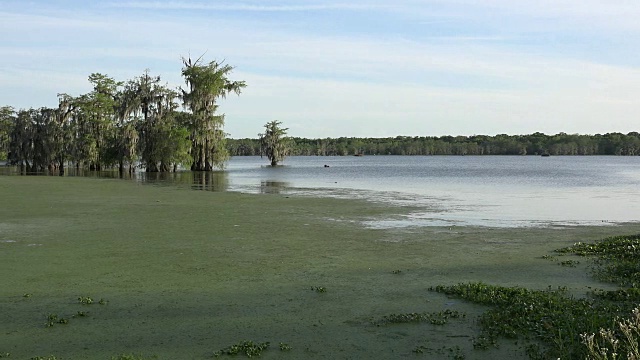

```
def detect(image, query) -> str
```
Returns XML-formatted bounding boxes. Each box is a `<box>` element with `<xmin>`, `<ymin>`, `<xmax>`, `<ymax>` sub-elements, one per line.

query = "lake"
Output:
<box><xmin>3</xmin><ymin>155</ymin><xmax>640</xmax><ymax>228</ymax></box>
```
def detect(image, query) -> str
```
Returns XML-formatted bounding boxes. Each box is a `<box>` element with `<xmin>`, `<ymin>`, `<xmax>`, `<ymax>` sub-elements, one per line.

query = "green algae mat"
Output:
<box><xmin>1</xmin><ymin>176</ymin><xmax>639</xmax><ymax>359</ymax></box>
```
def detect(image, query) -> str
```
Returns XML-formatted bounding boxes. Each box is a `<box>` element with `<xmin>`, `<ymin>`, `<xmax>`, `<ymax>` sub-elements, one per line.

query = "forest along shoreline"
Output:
<box><xmin>227</xmin><ymin>132</ymin><xmax>640</xmax><ymax>156</ymax></box>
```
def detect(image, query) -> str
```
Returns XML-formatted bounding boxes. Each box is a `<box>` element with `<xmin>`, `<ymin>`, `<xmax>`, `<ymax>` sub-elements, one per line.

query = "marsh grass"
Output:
<box><xmin>2</xmin><ymin>176</ymin><xmax>640</xmax><ymax>359</ymax></box>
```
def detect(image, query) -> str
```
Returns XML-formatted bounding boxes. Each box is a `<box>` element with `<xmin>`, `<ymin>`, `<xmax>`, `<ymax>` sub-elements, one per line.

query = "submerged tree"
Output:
<box><xmin>8</xmin><ymin>108</ymin><xmax>36</xmax><ymax>170</ymax></box>
<box><xmin>259</xmin><ymin>120</ymin><xmax>290</xmax><ymax>166</ymax></box>
<box><xmin>181</xmin><ymin>56</ymin><xmax>246</xmax><ymax>171</ymax></box>
<box><xmin>0</xmin><ymin>106</ymin><xmax>15</xmax><ymax>161</ymax></box>
<box><xmin>1</xmin><ymin>56</ymin><xmax>247</xmax><ymax>172</ymax></box>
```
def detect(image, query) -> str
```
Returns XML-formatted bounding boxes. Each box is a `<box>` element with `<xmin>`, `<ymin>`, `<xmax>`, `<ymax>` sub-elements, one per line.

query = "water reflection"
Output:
<box><xmin>190</xmin><ymin>171</ymin><xmax>228</xmax><ymax>192</ymax></box>
<box><xmin>259</xmin><ymin>180</ymin><xmax>290</xmax><ymax>194</ymax></box>
<box><xmin>0</xmin><ymin>165</ymin><xmax>229</xmax><ymax>192</ymax></box>
<box><xmin>3</xmin><ymin>155</ymin><xmax>640</xmax><ymax>228</ymax></box>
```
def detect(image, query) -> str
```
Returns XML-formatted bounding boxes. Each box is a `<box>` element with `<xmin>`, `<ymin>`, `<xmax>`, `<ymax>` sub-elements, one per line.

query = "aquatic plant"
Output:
<box><xmin>30</xmin><ymin>356</ymin><xmax>57</xmax><ymax>360</ymax></box>
<box><xmin>213</xmin><ymin>340</ymin><xmax>270</xmax><ymax>358</ymax></box>
<box><xmin>46</xmin><ymin>308</ymin><xmax>93</xmax><ymax>327</ymax></box>
<box><xmin>278</xmin><ymin>342</ymin><xmax>292</xmax><ymax>351</ymax></box>
<box><xmin>23</xmin><ymin>293</ymin><xmax>32</xmax><ymax>298</ymax></box>
<box><xmin>557</xmin><ymin>234</ymin><xmax>640</xmax><ymax>287</ymax></box>
<box><xmin>73</xmin><ymin>311</ymin><xmax>89</xmax><ymax>318</ymax></box>
<box><xmin>374</xmin><ymin>309</ymin><xmax>465</xmax><ymax>326</ymax></box>
<box><xmin>471</xmin><ymin>335</ymin><xmax>498</xmax><ymax>350</ymax></box>
<box><xmin>591</xmin><ymin>288</ymin><xmax>640</xmax><ymax>302</ymax></box>
<box><xmin>412</xmin><ymin>344</ymin><xmax>466</xmax><ymax>359</ymax></box>
<box><xmin>392</xmin><ymin>269</ymin><xmax>402</xmax><ymax>274</ymax></box>
<box><xmin>78</xmin><ymin>296</ymin><xmax>93</xmax><ymax>305</ymax></box>
<box><xmin>559</xmin><ymin>260</ymin><xmax>580</xmax><ymax>267</ymax></box>
<box><xmin>111</xmin><ymin>354</ymin><xmax>157</xmax><ymax>360</ymax></box>
<box><xmin>45</xmin><ymin>314</ymin><xmax>59</xmax><ymax>328</ymax></box>
<box><xmin>311</xmin><ymin>286</ymin><xmax>326</xmax><ymax>293</ymax></box>
<box><xmin>0</xmin><ymin>352</ymin><xmax>10</xmax><ymax>358</ymax></box>
<box><xmin>412</xmin><ymin>345</ymin><xmax>429</xmax><ymax>354</ymax></box>
<box><xmin>77</xmin><ymin>296</ymin><xmax>107</xmax><ymax>305</ymax></box>
<box><xmin>430</xmin><ymin>282</ymin><xmax>627</xmax><ymax>359</ymax></box>
<box><xmin>448</xmin><ymin>346</ymin><xmax>465</xmax><ymax>359</ymax></box>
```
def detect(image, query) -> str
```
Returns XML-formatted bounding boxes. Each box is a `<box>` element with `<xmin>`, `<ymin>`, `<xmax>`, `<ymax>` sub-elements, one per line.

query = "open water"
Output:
<box><xmin>224</xmin><ymin>156</ymin><xmax>640</xmax><ymax>228</ymax></box>
<box><xmin>3</xmin><ymin>155</ymin><xmax>640</xmax><ymax>228</ymax></box>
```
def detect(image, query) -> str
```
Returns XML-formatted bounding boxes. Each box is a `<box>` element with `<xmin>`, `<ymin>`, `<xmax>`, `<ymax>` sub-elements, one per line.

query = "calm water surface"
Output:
<box><xmin>4</xmin><ymin>156</ymin><xmax>640</xmax><ymax>228</ymax></box>
<box><xmin>224</xmin><ymin>156</ymin><xmax>640</xmax><ymax>228</ymax></box>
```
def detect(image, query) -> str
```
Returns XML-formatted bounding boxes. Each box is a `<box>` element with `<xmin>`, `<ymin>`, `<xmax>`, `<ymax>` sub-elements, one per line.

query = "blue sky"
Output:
<box><xmin>1</xmin><ymin>0</ymin><xmax>640</xmax><ymax>138</ymax></box>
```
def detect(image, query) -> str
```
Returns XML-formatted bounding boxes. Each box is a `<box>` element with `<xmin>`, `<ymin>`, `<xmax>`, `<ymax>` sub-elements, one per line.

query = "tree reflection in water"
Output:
<box><xmin>260</xmin><ymin>180</ymin><xmax>289</xmax><ymax>194</ymax></box>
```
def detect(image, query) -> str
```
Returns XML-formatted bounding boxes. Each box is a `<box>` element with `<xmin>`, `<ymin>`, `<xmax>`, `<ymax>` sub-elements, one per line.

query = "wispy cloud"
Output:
<box><xmin>102</xmin><ymin>1</ymin><xmax>379</xmax><ymax>12</ymax></box>
<box><xmin>2</xmin><ymin>0</ymin><xmax>640</xmax><ymax>137</ymax></box>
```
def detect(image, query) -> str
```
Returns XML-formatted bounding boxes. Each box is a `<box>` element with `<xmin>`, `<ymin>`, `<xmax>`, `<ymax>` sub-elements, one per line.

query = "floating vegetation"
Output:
<box><xmin>541</xmin><ymin>254</ymin><xmax>579</xmax><ymax>267</ymax></box>
<box><xmin>471</xmin><ymin>335</ymin><xmax>499</xmax><ymax>350</ymax></box>
<box><xmin>278</xmin><ymin>343</ymin><xmax>292</xmax><ymax>351</ymax></box>
<box><xmin>374</xmin><ymin>309</ymin><xmax>465</xmax><ymax>326</ymax></box>
<box><xmin>30</xmin><ymin>356</ymin><xmax>57</xmax><ymax>360</ymax></box>
<box><xmin>392</xmin><ymin>269</ymin><xmax>402</xmax><ymax>274</ymax></box>
<box><xmin>73</xmin><ymin>311</ymin><xmax>89</xmax><ymax>318</ymax></box>
<box><xmin>310</xmin><ymin>286</ymin><xmax>326</xmax><ymax>293</ymax></box>
<box><xmin>429</xmin><ymin>282</ymin><xmax>626</xmax><ymax>359</ymax></box>
<box><xmin>557</xmin><ymin>234</ymin><xmax>640</xmax><ymax>287</ymax></box>
<box><xmin>412</xmin><ymin>345</ymin><xmax>465</xmax><ymax>359</ymax></box>
<box><xmin>412</xmin><ymin>345</ymin><xmax>429</xmax><ymax>353</ymax></box>
<box><xmin>431</xmin><ymin>234</ymin><xmax>640</xmax><ymax>359</ymax></box>
<box><xmin>448</xmin><ymin>346</ymin><xmax>465</xmax><ymax>360</ymax></box>
<box><xmin>77</xmin><ymin>296</ymin><xmax>107</xmax><ymax>305</ymax></box>
<box><xmin>110</xmin><ymin>354</ymin><xmax>157</xmax><ymax>360</ymax></box>
<box><xmin>46</xmin><ymin>305</ymin><xmax>93</xmax><ymax>327</ymax></box>
<box><xmin>78</xmin><ymin>296</ymin><xmax>93</xmax><ymax>305</ymax></box>
<box><xmin>0</xmin><ymin>353</ymin><xmax>10</xmax><ymax>358</ymax></box>
<box><xmin>591</xmin><ymin>287</ymin><xmax>640</xmax><ymax>302</ymax></box>
<box><xmin>559</xmin><ymin>260</ymin><xmax>579</xmax><ymax>267</ymax></box>
<box><xmin>45</xmin><ymin>314</ymin><xmax>59</xmax><ymax>328</ymax></box>
<box><xmin>23</xmin><ymin>293</ymin><xmax>32</xmax><ymax>298</ymax></box>
<box><xmin>213</xmin><ymin>340</ymin><xmax>270</xmax><ymax>358</ymax></box>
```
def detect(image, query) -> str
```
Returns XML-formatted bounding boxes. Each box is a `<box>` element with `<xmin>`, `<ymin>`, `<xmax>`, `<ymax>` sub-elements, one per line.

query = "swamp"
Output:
<box><xmin>2</xmin><ymin>174</ymin><xmax>640</xmax><ymax>359</ymax></box>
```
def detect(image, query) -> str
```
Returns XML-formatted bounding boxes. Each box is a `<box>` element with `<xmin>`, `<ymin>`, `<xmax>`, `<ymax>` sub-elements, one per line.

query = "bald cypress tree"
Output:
<box><xmin>260</xmin><ymin>120</ymin><xmax>290</xmax><ymax>166</ymax></box>
<box><xmin>181</xmin><ymin>57</ymin><xmax>246</xmax><ymax>171</ymax></box>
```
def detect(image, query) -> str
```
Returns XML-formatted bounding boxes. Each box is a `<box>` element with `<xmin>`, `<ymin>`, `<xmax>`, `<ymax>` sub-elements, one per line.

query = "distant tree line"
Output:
<box><xmin>228</xmin><ymin>132</ymin><xmax>640</xmax><ymax>156</ymax></box>
<box><xmin>0</xmin><ymin>57</ymin><xmax>246</xmax><ymax>173</ymax></box>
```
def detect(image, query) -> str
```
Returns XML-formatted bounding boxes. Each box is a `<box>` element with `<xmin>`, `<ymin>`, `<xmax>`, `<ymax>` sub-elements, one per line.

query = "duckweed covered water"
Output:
<box><xmin>1</xmin><ymin>176</ymin><xmax>640</xmax><ymax>359</ymax></box>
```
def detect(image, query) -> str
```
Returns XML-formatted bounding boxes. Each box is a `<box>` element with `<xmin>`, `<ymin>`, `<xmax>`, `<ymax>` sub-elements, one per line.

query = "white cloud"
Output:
<box><xmin>102</xmin><ymin>1</ymin><xmax>379</xmax><ymax>12</ymax></box>
<box><xmin>221</xmin><ymin>60</ymin><xmax>640</xmax><ymax>138</ymax></box>
<box><xmin>2</xmin><ymin>0</ymin><xmax>640</xmax><ymax>137</ymax></box>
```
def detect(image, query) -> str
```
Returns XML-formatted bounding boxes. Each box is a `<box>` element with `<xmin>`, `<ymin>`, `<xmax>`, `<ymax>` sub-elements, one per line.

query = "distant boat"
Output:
<box><xmin>541</xmin><ymin>153</ymin><xmax>551</xmax><ymax>157</ymax></box>
<box><xmin>354</xmin><ymin>153</ymin><xmax>364</xmax><ymax>157</ymax></box>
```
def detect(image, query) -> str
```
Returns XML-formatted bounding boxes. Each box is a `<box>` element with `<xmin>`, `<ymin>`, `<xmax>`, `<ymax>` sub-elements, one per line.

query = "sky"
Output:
<box><xmin>1</xmin><ymin>0</ymin><xmax>640</xmax><ymax>138</ymax></box>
